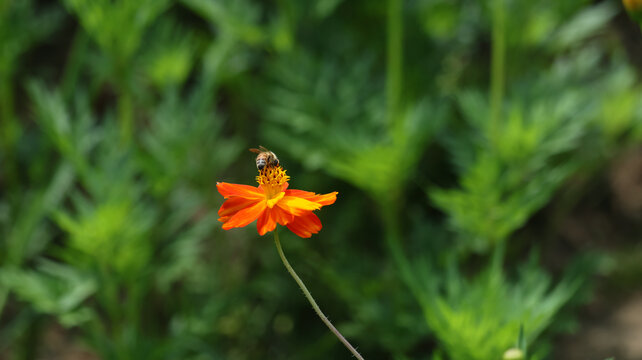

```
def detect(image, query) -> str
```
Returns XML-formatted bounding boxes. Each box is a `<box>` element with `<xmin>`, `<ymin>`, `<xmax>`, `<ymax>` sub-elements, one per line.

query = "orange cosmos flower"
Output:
<box><xmin>217</xmin><ymin>166</ymin><xmax>337</xmax><ymax>238</ymax></box>
<box><xmin>624</xmin><ymin>0</ymin><xmax>642</xmax><ymax>22</ymax></box>
<box><xmin>624</xmin><ymin>0</ymin><xmax>642</xmax><ymax>12</ymax></box>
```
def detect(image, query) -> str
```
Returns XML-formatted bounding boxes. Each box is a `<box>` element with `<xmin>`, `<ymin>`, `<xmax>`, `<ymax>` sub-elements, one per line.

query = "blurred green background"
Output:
<box><xmin>2</xmin><ymin>0</ymin><xmax>642</xmax><ymax>359</ymax></box>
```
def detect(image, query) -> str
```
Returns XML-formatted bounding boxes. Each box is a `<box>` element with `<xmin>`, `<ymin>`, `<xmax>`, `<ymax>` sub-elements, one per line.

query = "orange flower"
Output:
<box><xmin>624</xmin><ymin>0</ymin><xmax>642</xmax><ymax>22</ymax></box>
<box><xmin>624</xmin><ymin>0</ymin><xmax>642</xmax><ymax>12</ymax></box>
<box><xmin>217</xmin><ymin>166</ymin><xmax>337</xmax><ymax>238</ymax></box>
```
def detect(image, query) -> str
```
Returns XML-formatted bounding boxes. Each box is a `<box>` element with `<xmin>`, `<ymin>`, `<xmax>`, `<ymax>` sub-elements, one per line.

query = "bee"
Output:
<box><xmin>249</xmin><ymin>146</ymin><xmax>279</xmax><ymax>170</ymax></box>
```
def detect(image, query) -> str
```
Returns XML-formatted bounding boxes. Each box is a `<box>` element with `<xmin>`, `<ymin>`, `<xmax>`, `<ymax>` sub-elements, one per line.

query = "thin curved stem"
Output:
<box><xmin>273</xmin><ymin>229</ymin><xmax>365</xmax><ymax>360</ymax></box>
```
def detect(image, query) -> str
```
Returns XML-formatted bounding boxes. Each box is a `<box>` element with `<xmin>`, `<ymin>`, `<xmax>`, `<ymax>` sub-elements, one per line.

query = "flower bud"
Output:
<box><xmin>503</xmin><ymin>348</ymin><xmax>525</xmax><ymax>360</ymax></box>
<box><xmin>623</xmin><ymin>0</ymin><xmax>642</xmax><ymax>23</ymax></box>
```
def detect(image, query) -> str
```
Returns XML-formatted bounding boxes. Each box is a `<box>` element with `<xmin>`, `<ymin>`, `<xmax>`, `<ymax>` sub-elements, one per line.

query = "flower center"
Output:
<box><xmin>257</xmin><ymin>166</ymin><xmax>290</xmax><ymax>203</ymax></box>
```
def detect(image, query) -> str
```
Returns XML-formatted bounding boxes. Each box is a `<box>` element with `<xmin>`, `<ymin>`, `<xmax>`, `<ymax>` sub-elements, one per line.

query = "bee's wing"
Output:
<box><xmin>258</xmin><ymin>145</ymin><xmax>270</xmax><ymax>152</ymax></box>
<box><xmin>249</xmin><ymin>148</ymin><xmax>262</xmax><ymax>154</ymax></box>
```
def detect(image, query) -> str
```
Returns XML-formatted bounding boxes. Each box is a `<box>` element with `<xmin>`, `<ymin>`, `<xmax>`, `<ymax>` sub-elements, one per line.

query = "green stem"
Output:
<box><xmin>489</xmin><ymin>0</ymin><xmax>505</xmax><ymax>144</ymax></box>
<box><xmin>118</xmin><ymin>85</ymin><xmax>133</xmax><ymax>145</ymax></box>
<box><xmin>381</xmin><ymin>207</ymin><xmax>419</xmax><ymax>297</ymax></box>
<box><xmin>0</xmin><ymin>289</ymin><xmax>7</xmax><ymax>315</ymax></box>
<box><xmin>18</xmin><ymin>315</ymin><xmax>41</xmax><ymax>360</ymax></box>
<box><xmin>386</xmin><ymin>0</ymin><xmax>403</xmax><ymax>128</ymax></box>
<box><xmin>490</xmin><ymin>239</ymin><xmax>505</xmax><ymax>281</ymax></box>
<box><xmin>380</xmin><ymin>205</ymin><xmax>439</xmax><ymax>329</ymax></box>
<box><xmin>114</xmin><ymin>57</ymin><xmax>133</xmax><ymax>145</ymax></box>
<box><xmin>97</xmin><ymin>264</ymin><xmax>121</xmax><ymax>339</ymax></box>
<box><xmin>0</xmin><ymin>77</ymin><xmax>19</xmax><ymax>188</ymax></box>
<box><xmin>273</xmin><ymin>229</ymin><xmax>365</xmax><ymax>360</ymax></box>
<box><xmin>62</xmin><ymin>30</ymin><xmax>89</xmax><ymax>101</ymax></box>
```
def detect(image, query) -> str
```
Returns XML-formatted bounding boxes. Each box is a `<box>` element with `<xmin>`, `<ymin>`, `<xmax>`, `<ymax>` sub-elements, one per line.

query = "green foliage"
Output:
<box><xmin>431</xmin><ymin>59</ymin><xmax>642</xmax><ymax>253</ymax></box>
<box><xmin>182</xmin><ymin>0</ymin><xmax>265</xmax><ymax>45</ymax></box>
<box><xmin>415</xmin><ymin>255</ymin><xmax>583</xmax><ymax>360</ymax></box>
<box><xmin>0</xmin><ymin>0</ymin><xmax>61</xmax><ymax>76</ymax></box>
<box><xmin>63</xmin><ymin>0</ymin><xmax>172</xmax><ymax>64</ymax></box>
<box><xmin>142</xmin><ymin>20</ymin><xmax>201</xmax><ymax>90</ymax></box>
<box><xmin>0</xmin><ymin>261</ymin><xmax>96</xmax><ymax>327</ymax></box>
<box><xmin>264</xmin><ymin>50</ymin><xmax>445</xmax><ymax>205</ymax></box>
<box><xmin>0</xmin><ymin>0</ymin><xmax>63</xmax><ymax>182</ymax></box>
<box><xmin>2</xmin><ymin>0</ymin><xmax>641</xmax><ymax>359</ymax></box>
<box><xmin>6</xmin><ymin>81</ymin><xmax>240</xmax><ymax>359</ymax></box>
<box><xmin>431</xmin><ymin>88</ymin><xmax>587</xmax><ymax>251</ymax></box>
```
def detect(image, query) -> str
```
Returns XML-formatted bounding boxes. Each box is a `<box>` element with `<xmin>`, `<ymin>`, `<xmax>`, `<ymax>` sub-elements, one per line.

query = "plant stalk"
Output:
<box><xmin>0</xmin><ymin>77</ymin><xmax>19</xmax><ymax>189</ymax></box>
<box><xmin>490</xmin><ymin>0</ymin><xmax>506</xmax><ymax>143</ymax></box>
<box><xmin>386</xmin><ymin>0</ymin><xmax>403</xmax><ymax>128</ymax></box>
<box><xmin>118</xmin><ymin>85</ymin><xmax>133</xmax><ymax>145</ymax></box>
<box><xmin>380</xmin><ymin>205</ymin><xmax>420</xmax><ymax>298</ymax></box>
<box><xmin>273</xmin><ymin>229</ymin><xmax>364</xmax><ymax>360</ymax></box>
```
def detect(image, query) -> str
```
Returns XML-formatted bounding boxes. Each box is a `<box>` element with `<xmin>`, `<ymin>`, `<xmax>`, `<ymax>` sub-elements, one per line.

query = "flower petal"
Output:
<box><xmin>283</xmin><ymin>189</ymin><xmax>315</xmax><ymax>198</ymax></box>
<box><xmin>286</xmin><ymin>212</ymin><xmax>322</xmax><ymax>238</ymax></box>
<box><xmin>277</xmin><ymin>196</ymin><xmax>321</xmax><ymax>217</ymax></box>
<box><xmin>284</xmin><ymin>190</ymin><xmax>338</xmax><ymax>206</ymax></box>
<box><xmin>218</xmin><ymin>197</ymin><xmax>261</xmax><ymax>219</ymax></box>
<box><xmin>217</xmin><ymin>182</ymin><xmax>264</xmax><ymax>199</ymax></box>
<box><xmin>266</xmin><ymin>191</ymin><xmax>285</xmax><ymax>208</ymax></box>
<box><xmin>257</xmin><ymin>208</ymin><xmax>277</xmax><ymax>235</ymax></box>
<box><xmin>272</xmin><ymin>205</ymin><xmax>294</xmax><ymax>226</ymax></box>
<box><xmin>308</xmin><ymin>192</ymin><xmax>338</xmax><ymax>206</ymax></box>
<box><xmin>221</xmin><ymin>200</ymin><xmax>266</xmax><ymax>230</ymax></box>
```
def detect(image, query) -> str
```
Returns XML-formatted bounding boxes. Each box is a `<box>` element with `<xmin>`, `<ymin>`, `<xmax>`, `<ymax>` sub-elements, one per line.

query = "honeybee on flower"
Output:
<box><xmin>216</xmin><ymin>147</ymin><xmax>337</xmax><ymax>238</ymax></box>
<box><xmin>249</xmin><ymin>145</ymin><xmax>279</xmax><ymax>170</ymax></box>
<box><xmin>215</xmin><ymin>148</ymin><xmax>363</xmax><ymax>359</ymax></box>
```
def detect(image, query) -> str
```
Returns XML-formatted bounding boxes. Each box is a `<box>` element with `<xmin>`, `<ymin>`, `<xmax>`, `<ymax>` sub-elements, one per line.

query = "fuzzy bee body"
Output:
<box><xmin>249</xmin><ymin>146</ymin><xmax>279</xmax><ymax>170</ymax></box>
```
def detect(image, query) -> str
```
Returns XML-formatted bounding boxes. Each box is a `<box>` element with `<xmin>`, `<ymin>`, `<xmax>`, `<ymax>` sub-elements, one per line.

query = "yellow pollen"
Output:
<box><xmin>256</xmin><ymin>166</ymin><xmax>290</xmax><ymax>187</ymax></box>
